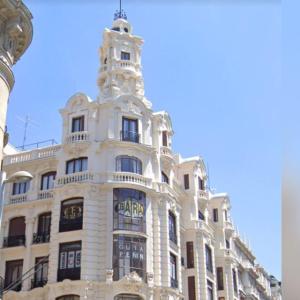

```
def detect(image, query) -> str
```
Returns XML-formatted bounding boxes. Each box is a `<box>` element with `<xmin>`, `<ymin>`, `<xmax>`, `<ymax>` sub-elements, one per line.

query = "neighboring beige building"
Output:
<box><xmin>0</xmin><ymin>10</ymin><xmax>281</xmax><ymax>300</ymax></box>
<box><xmin>0</xmin><ymin>0</ymin><xmax>33</xmax><ymax>168</ymax></box>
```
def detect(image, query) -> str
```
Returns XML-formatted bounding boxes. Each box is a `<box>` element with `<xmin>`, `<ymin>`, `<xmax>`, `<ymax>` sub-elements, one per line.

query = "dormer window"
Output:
<box><xmin>72</xmin><ymin>116</ymin><xmax>84</xmax><ymax>133</ymax></box>
<box><xmin>121</xmin><ymin>51</ymin><xmax>130</xmax><ymax>61</ymax></box>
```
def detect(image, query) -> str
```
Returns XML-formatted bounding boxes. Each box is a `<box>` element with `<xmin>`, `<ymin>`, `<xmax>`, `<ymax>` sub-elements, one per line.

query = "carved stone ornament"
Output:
<box><xmin>106</xmin><ymin>269</ymin><xmax>114</xmax><ymax>284</ymax></box>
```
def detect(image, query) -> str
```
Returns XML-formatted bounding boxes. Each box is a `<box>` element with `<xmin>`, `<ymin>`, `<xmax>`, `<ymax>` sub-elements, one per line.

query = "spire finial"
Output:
<box><xmin>114</xmin><ymin>0</ymin><xmax>127</xmax><ymax>20</ymax></box>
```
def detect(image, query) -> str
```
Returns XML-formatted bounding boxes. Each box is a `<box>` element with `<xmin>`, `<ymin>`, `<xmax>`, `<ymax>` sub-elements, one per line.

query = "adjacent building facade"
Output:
<box><xmin>0</xmin><ymin>0</ymin><xmax>33</xmax><ymax>167</ymax></box>
<box><xmin>0</xmin><ymin>11</ymin><xmax>281</xmax><ymax>300</ymax></box>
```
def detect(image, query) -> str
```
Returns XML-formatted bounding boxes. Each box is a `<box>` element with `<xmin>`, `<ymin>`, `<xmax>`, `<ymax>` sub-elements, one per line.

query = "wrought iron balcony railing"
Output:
<box><xmin>32</xmin><ymin>233</ymin><xmax>50</xmax><ymax>244</ymax></box>
<box><xmin>59</xmin><ymin>218</ymin><xmax>83</xmax><ymax>232</ymax></box>
<box><xmin>31</xmin><ymin>278</ymin><xmax>47</xmax><ymax>289</ymax></box>
<box><xmin>120</xmin><ymin>130</ymin><xmax>140</xmax><ymax>143</ymax></box>
<box><xmin>57</xmin><ymin>268</ymin><xmax>80</xmax><ymax>282</ymax></box>
<box><xmin>3</xmin><ymin>235</ymin><xmax>26</xmax><ymax>248</ymax></box>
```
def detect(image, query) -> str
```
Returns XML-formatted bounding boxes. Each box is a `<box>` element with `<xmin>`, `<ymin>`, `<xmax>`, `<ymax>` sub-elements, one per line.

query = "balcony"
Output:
<box><xmin>120</xmin><ymin>130</ymin><xmax>140</xmax><ymax>143</ymax></box>
<box><xmin>31</xmin><ymin>278</ymin><xmax>47</xmax><ymax>289</ymax></box>
<box><xmin>194</xmin><ymin>220</ymin><xmax>214</xmax><ymax>236</ymax></box>
<box><xmin>3</xmin><ymin>145</ymin><xmax>60</xmax><ymax>166</ymax></box>
<box><xmin>170</xmin><ymin>277</ymin><xmax>178</xmax><ymax>289</ymax></box>
<box><xmin>56</xmin><ymin>171</ymin><xmax>94</xmax><ymax>185</ymax></box>
<box><xmin>65</xmin><ymin>131</ymin><xmax>89</xmax><ymax>144</ymax></box>
<box><xmin>59</xmin><ymin>218</ymin><xmax>82</xmax><ymax>232</ymax></box>
<box><xmin>57</xmin><ymin>268</ymin><xmax>80</xmax><ymax>282</ymax></box>
<box><xmin>198</xmin><ymin>190</ymin><xmax>209</xmax><ymax>201</ymax></box>
<box><xmin>245</xmin><ymin>286</ymin><xmax>260</xmax><ymax>300</ymax></box>
<box><xmin>109</xmin><ymin>172</ymin><xmax>152</xmax><ymax>188</ymax></box>
<box><xmin>160</xmin><ymin>146</ymin><xmax>174</xmax><ymax>161</ymax></box>
<box><xmin>38</xmin><ymin>190</ymin><xmax>54</xmax><ymax>200</ymax></box>
<box><xmin>32</xmin><ymin>233</ymin><xmax>50</xmax><ymax>244</ymax></box>
<box><xmin>9</xmin><ymin>194</ymin><xmax>27</xmax><ymax>204</ymax></box>
<box><xmin>3</xmin><ymin>235</ymin><xmax>26</xmax><ymax>248</ymax></box>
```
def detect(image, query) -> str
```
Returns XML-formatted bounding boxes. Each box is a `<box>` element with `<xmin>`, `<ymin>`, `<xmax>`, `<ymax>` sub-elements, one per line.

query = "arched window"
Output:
<box><xmin>59</xmin><ymin>198</ymin><xmax>83</xmax><ymax>232</ymax></box>
<box><xmin>41</xmin><ymin>172</ymin><xmax>56</xmax><ymax>190</ymax></box>
<box><xmin>66</xmin><ymin>157</ymin><xmax>88</xmax><ymax>174</ymax></box>
<box><xmin>4</xmin><ymin>217</ymin><xmax>26</xmax><ymax>247</ymax></box>
<box><xmin>114</xmin><ymin>295</ymin><xmax>142</xmax><ymax>300</ymax></box>
<box><xmin>113</xmin><ymin>188</ymin><xmax>146</xmax><ymax>232</ymax></box>
<box><xmin>116</xmin><ymin>156</ymin><xmax>142</xmax><ymax>174</ymax></box>
<box><xmin>56</xmin><ymin>296</ymin><xmax>80</xmax><ymax>300</ymax></box>
<box><xmin>33</xmin><ymin>212</ymin><xmax>51</xmax><ymax>244</ymax></box>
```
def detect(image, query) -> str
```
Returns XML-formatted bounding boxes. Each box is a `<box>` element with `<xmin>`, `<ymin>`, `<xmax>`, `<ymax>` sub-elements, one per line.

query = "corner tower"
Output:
<box><xmin>97</xmin><ymin>9</ymin><xmax>151</xmax><ymax>108</ymax></box>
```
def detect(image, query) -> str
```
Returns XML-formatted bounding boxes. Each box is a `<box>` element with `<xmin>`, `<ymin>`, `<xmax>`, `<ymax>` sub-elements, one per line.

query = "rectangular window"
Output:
<box><xmin>184</xmin><ymin>174</ymin><xmax>189</xmax><ymax>189</ymax></box>
<box><xmin>41</xmin><ymin>172</ymin><xmax>56</xmax><ymax>190</ymax></box>
<box><xmin>33</xmin><ymin>212</ymin><xmax>51</xmax><ymax>244</ymax></box>
<box><xmin>4</xmin><ymin>259</ymin><xmax>23</xmax><ymax>291</ymax></box>
<box><xmin>213</xmin><ymin>208</ymin><xmax>218</xmax><ymax>222</ymax></box>
<box><xmin>12</xmin><ymin>181</ymin><xmax>29</xmax><ymax>195</ymax></box>
<box><xmin>71</xmin><ymin>116</ymin><xmax>84</xmax><ymax>132</ymax></box>
<box><xmin>198</xmin><ymin>176</ymin><xmax>205</xmax><ymax>190</ymax></box>
<box><xmin>66</xmin><ymin>157</ymin><xmax>88</xmax><ymax>174</ymax></box>
<box><xmin>169</xmin><ymin>211</ymin><xmax>177</xmax><ymax>244</ymax></box>
<box><xmin>33</xmin><ymin>257</ymin><xmax>48</xmax><ymax>288</ymax></box>
<box><xmin>198</xmin><ymin>210</ymin><xmax>205</xmax><ymax>221</ymax></box>
<box><xmin>122</xmin><ymin>117</ymin><xmax>139</xmax><ymax>143</ymax></box>
<box><xmin>188</xmin><ymin>276</ymin><xmax>196</xmax><ymax>300</ymax></box>
<box><xmin>226</xmin><ymin>239</ymin><xmax>230</xmax><ymax>249</ymax></box>
<box><xmin>224</xmin><ymin>210</ymin><xmax>228</xmax><ymax>221</ymax></box>
<box><xmin>161</xmin><ymin>171</ymin><xmax>169</xmax><ymax>184</ymax></box>
<box><xmin>207</xmin><ymin>280</ymin><xmax>214</xmax><ymax>300</ymax></box>
<box><xmin>58</xmin><ymin>241</ymin><xmax>81</xmax><ymax>281</ymax></box>
<box><xmin>205</xmin><ymin>244</ymin><xmax>213</xmax><ymax>273</ymax></box>
<box><xmin>233</xmin><ymin>268</ymin><xmax>238</xmax><ymax>293</ymax></box>
<box><xmin>186</xmin><ymin>241</ymin><xmax>194</xmax><ymax>268</ymax></box>
<box><xmin>162</xmin><ymin>131</ymin><xmax>168</xmax><ymax>146</ymax></box>
<box><xmin>170</xmin><ymin>253</ymin><xmax>178</xmax><ymax>288</ymax></box>
<box><xmin>113</xmin><ymin>235</ymin><xmax>146</xmax><ymax>281</ymax></box>
<box><xmin>217</xmin><ymin>267</ymin><xmax>224</xmax><ymax>290</ymax></box>
<box><xmin>121</xmin><ymin>51</ymin><xmax>130</xmax><ymax>60</ymax></box>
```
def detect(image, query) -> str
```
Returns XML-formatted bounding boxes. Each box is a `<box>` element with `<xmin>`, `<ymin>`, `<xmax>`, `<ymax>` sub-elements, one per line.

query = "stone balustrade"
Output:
<box><xmin>56</xmin><ymin>171</ymin><xmax>94</xmax><ymax>185</ymax></box>
<box><xmin>9</xmin><ymin>194</ymin><xmax>27</xmax><ymax>204</ymax></box>
<box><xmin>108</xmin><ymin>172</ymin><xmax>152</xmax><ymax>187</ymax></box>
<box><xmin>38</xmin><ymin>190</ymin><xmax>54</xmax><ymax>200</ymax></box>
<box><xmin>3</xmin><ymin>145</ymin><xmax>60</xmax><ymax>166</ymax></box>
<box><xmin>65</xmin><ymin>131</ymin><xmax>89</xmax><ymax>143</ymax></box>
<box><xmin>160</xmin><ymin>146</ymin><xmax>173</xmax><ymax>158</ymax></box>
<box><xmin>198</xmin><ymin>190</ymin><xmax>208</xmax><ymax>200</ymax></box>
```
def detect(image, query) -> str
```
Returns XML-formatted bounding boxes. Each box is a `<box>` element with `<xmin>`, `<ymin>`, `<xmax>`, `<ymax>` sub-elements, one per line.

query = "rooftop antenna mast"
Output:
<box><xmin>17</xmin><ymin>115</ymin><xmax>39</xmax><ymax>150</ymax></box>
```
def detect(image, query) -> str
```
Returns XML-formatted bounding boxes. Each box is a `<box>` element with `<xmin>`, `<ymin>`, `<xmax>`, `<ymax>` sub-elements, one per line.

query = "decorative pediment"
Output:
<box><xmin>63</xmin><ymin>93</ymin><xmax>93</xmax><ymax>112</ymax></box>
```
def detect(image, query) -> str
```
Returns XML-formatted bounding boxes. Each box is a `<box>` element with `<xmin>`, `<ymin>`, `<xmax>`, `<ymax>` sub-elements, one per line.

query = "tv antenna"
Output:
<box><xmin>17</xmin><ymin>115</ymin><xmax>39</xmax><ymax>150</ymax></box>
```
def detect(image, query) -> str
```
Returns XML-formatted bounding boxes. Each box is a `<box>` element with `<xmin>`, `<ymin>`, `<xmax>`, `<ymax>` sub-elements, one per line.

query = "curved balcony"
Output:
<box><xmin>56</xmin><ymin>171</ymin><xmax>94</xmax><ymax>186</ymax></box>
<box><xmin>9</xmin><ymin>194</ymin><xmax>27</xmax><ymax>204</ymax></box>
<box><xmin>107</xmin><ymin>172</ymin><xmax>152</xmax><ymax>188</ymax></box>
<box><xmin>65</xmin><ymin>131</ymin><xmax>89</xmax><ymax>144</ymax></box>
<box><xmin>198</xmin><ymin>190</ymin><xmax>209</xmax><ymax>201</ymax></box>
<box><xmin>193</xmin><ymin>220</ymin><xmax>214</xmax><ymax>236</ymax></box>
<box><xmin>160</xmin><ymin>146</ymin><xmax>174</xmax><ymax>160</ymax></box>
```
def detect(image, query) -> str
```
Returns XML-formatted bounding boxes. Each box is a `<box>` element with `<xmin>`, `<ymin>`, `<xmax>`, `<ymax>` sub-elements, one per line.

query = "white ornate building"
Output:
<box><xmin>0</xmin><ymin>9</ymin><xmax>281</xmax><ymax>300</ymax></box>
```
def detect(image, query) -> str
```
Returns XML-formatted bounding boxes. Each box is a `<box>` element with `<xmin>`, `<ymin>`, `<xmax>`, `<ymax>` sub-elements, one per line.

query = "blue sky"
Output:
<box><xmin>7</xmin><ymin>1</ymin><xmax>281</xmax><ymax>278</ymax></box>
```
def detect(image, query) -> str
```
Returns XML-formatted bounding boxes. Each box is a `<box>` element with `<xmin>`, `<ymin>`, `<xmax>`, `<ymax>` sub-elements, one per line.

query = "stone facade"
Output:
<box><xmin>0</xmin><ymin>14</ymin><xmax>281</xmax><ymax>300</ymax></box>
<box><xmin>0</xmin><ymin>0</ymin><xmax>33</xmax><ymax>167</ymax></box>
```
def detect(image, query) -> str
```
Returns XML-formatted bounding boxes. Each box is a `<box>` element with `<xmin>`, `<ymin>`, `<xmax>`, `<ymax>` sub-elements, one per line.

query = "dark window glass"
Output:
<box><xmin>124</xmin><ymin>27</ymin><xmax>129</xmax><ymax>33</ymax></box>
<box><xmin>56</xmin><ymin>296</ymin><xmax>79</xmax><ymax>300</ymax></box>
<box><xmin>198</xmin><ymin>210</ymin><xmax>205</xmax><ymax>221</ymax></box>
<box><xmin>66</xmin><ymin>157</ymin><xmax>88</xmax><ymax>174</ymax></box>
<box><xmin>32</xmin><ymin>257</ymin><xmax>48</xmax><ymax>289</ymax></box>
<box><xmin>104</xmin><ymin>57</ymin><xmax>107</xmax><ymax>64</ymax></box>
<box><xmin>4</xmin><ymin>259</ymin><xmax>23</xmax><ymax>291</ymax></box>
<box><xmin>162</xmin><ymin>131</ymin><xmax>168</xmax><ymax>147</ymax></box>
<box><xmin>121</xmin><ymin>51</ymin><xmax>130</xmax><ymax>60</ymax></box>
<box><xmin>72</xmin><ymin>116</ymin><xmax>84</xmax><ymax>132</ymax></box>
<box><xmin>12</xmin><ymin>181</ymin><xmax>29</xmax><ymax>195</ymax></box>
<box><xmin>198</xmin><ymin>176</ymin><xmax>205</xmax><ymax>190</ymax></box>
<box><xmin>217</xmin><ymin>267</ymin><xmax>224</xmax><ymax>290</ymax></box>
<box><xmin>41</xmin><ymin>172</ymin><xmax>56</xmax><ymax>190</ymax></box>
<box><xmin>113</xmin><ymin>235</ymin><xmax>146</xmax><ymax>281</ymax></box>
<box><xmin>4</xmin><ymin>217</ymin><xmax>26</xmax><ymax>247</ymax></box>
<box><xmin>114</xmin><ymin>295</ymin><xmax>142</xmax><ymax>300</ymax></box>
<box><xmin>188</xmin><ymin>276</ymin><xmax>196</xmax><ymax>300</ymax></box>
<box><xmin>213</xmin><ymin>208</ymin><xmax>218</xmax><ymax>222</ymax></box>
<box><xmin>59</xmin><ymin>199</ymin><xmax>83</xmax><ymax>232</ymax></box>
<box><xmin>122</xmin><ymin>118</ymin><xmax>139</xmax><ymax>143</ymax></box>
<box><xmin>33</xmin><ymin>213</ymin><xmax>51</xmax><ymax>244</ymax></box>
<box><xmin>169</xmin><ymin>211</ymin><xmax>177</xmax><ymax>244</ymax></box>
<box><xmin>116</xmin><ymin>156</ymin><xmax>142</xmax><ymax>174</ymax></box>
<box><xmin>58</xmin><ymin>241</ymin><xmax>81</xmax><ymax>281</ymax></box>
<box><xmin>186</xmin><ymin>242</ymin><xmax>194</xmax><ymax>268</ymax></box>
<box><xmin>226</xmin><ymin>239</ymin><xmax>230</xmax><ymax>249</ymax></box>
<box><xmin>233</xmin><ymin>269</ymin><xmax>238</xmax><ymax>293</ymax></box>
<box><xmin>205</xmin><ymin>244</ymin><xmax>213</xmax><ymax>273</ymax></box>
<box><xmin>224</xmin><ymin>210</ymin><xmax>228</xmax><ymax>221</ymax></box>
<box><xmin>113</xmin><ymin>189</ymin><xmax>146</xmax><ymax>232</ymax></box>
<box><xmin>184</xmin><ymin>174</ymin><xmax>189</xmax><ymax>190</ymax></box>
<box><xmin>112</xmin><ymin>27</ymin><xmax>120</xmax><ymax>31</ymax></box>
<box><xmin>161</xmin><ymin>171</ymin><xmax>169</xmax><ymax>184</ymax></box>
<box><xmin>170</xmin><ymin>253</ymin><xmax>178</xmax><ymax>288</ymax></box>
<box><xmin>207</xmin><ymin>280</ymin><xmax>214</xmax><ymax>300</ymax></box>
